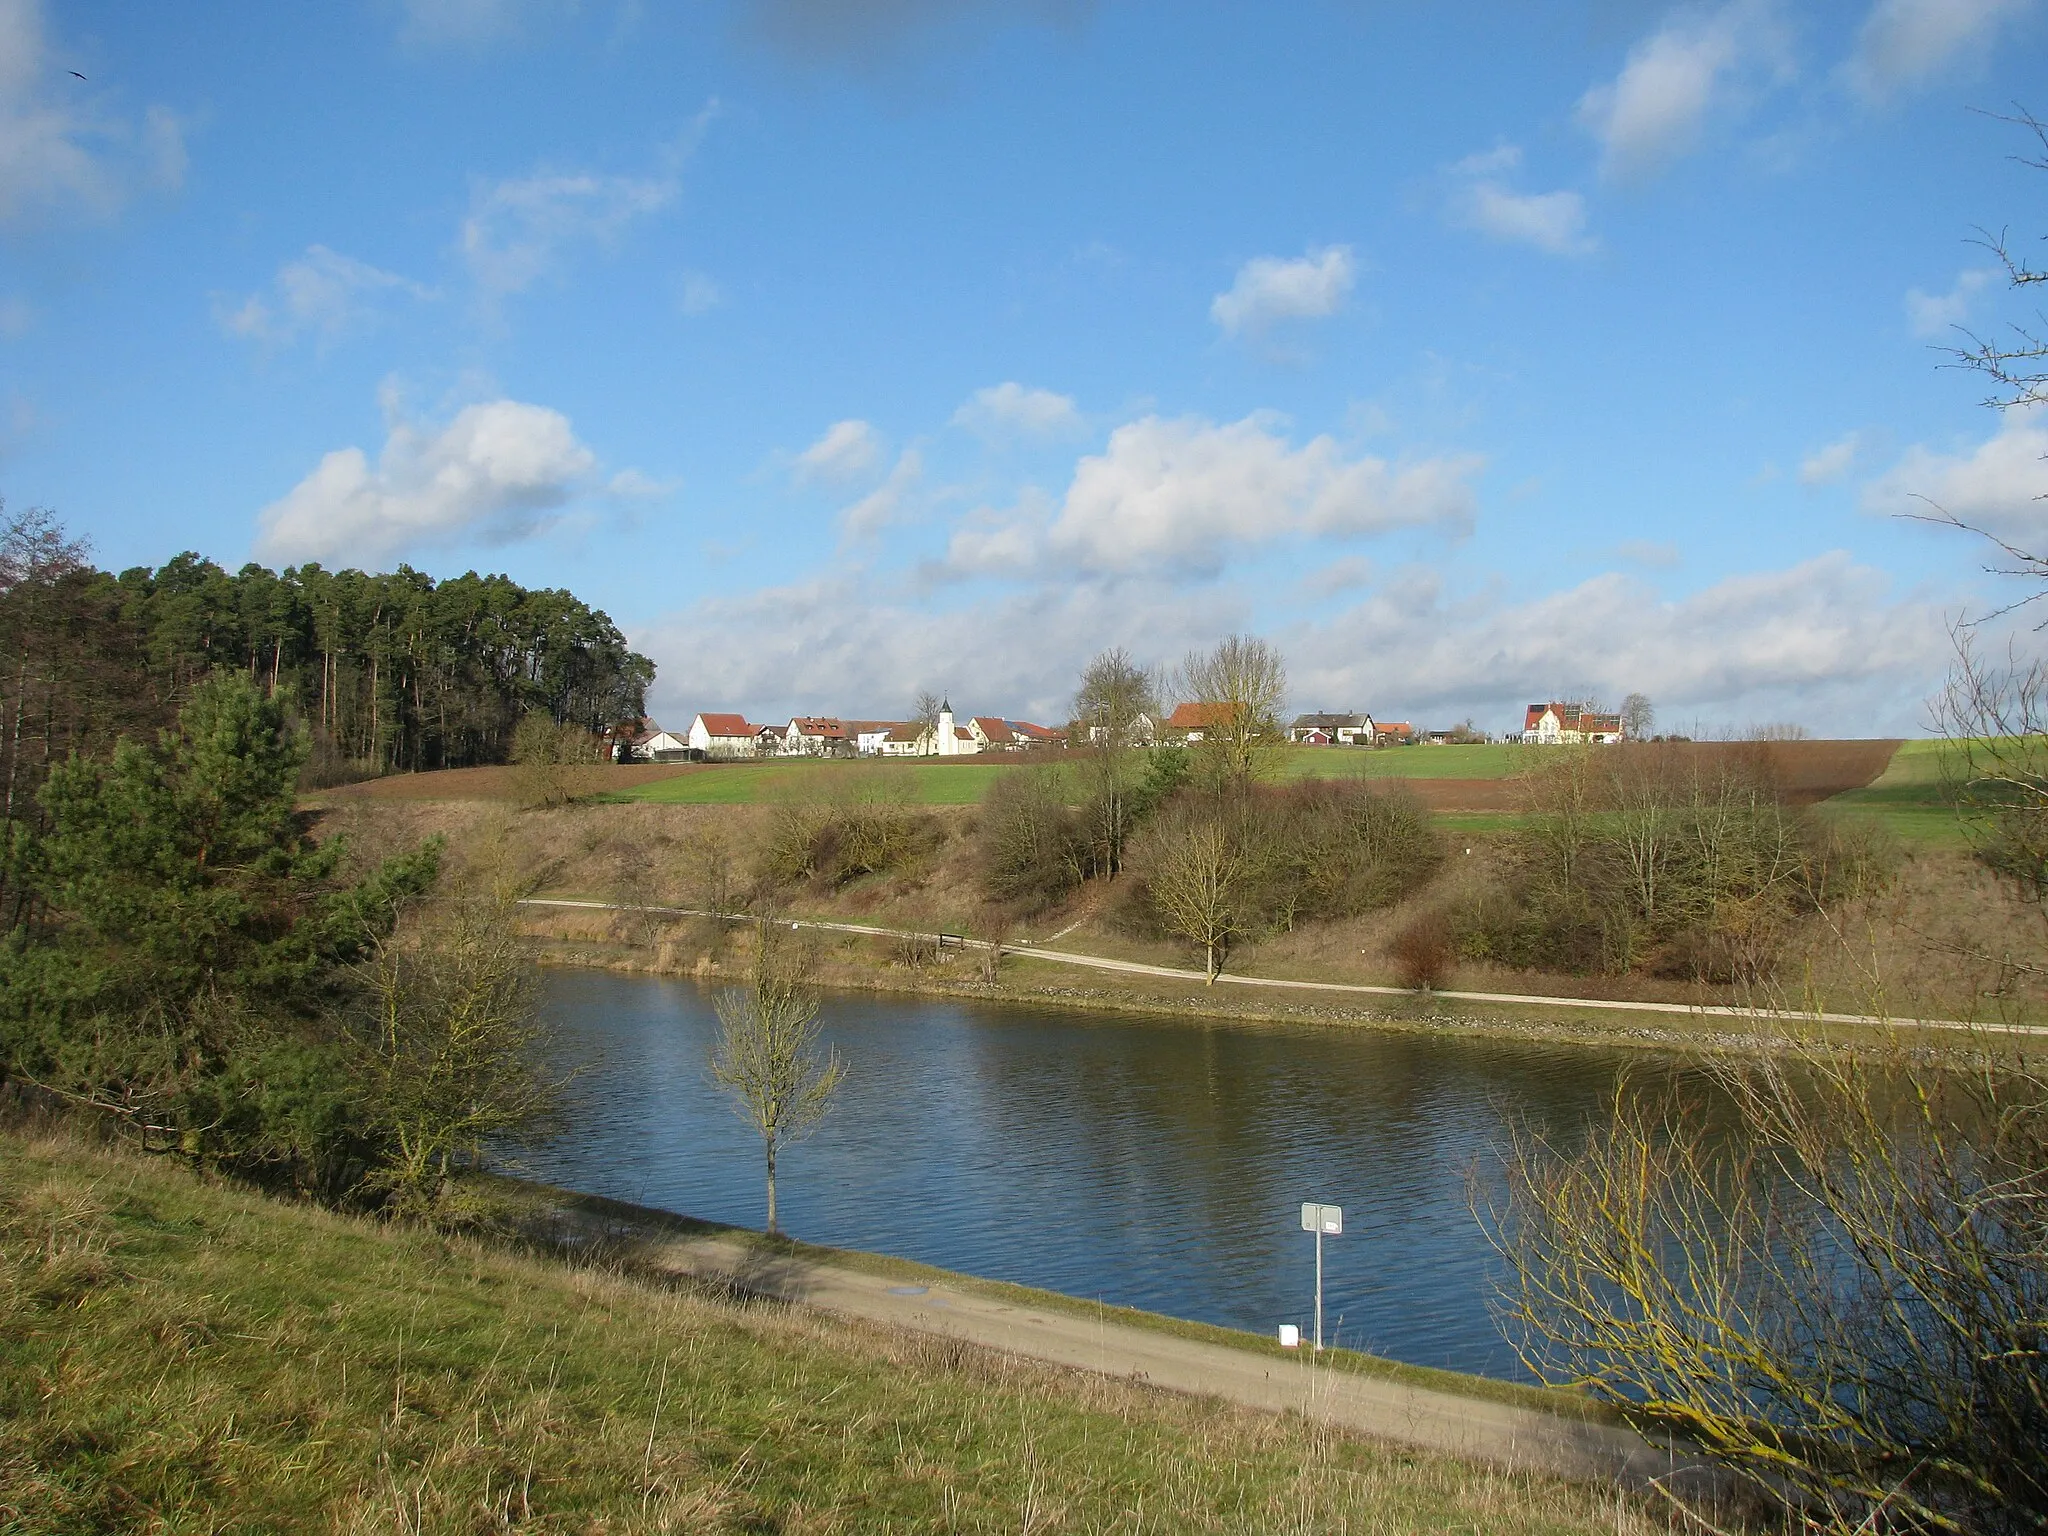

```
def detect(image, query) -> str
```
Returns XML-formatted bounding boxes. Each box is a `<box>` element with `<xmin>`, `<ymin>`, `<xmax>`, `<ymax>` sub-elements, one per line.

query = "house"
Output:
<box><xmin>878</xmin><ymin>725</ymin><xmax>926</xmax><ymax>757</ymax></box>
<box><xmin>755</xmin><ymin>724</ymin><xmax>786</xmax><ymax>755</ymax></box>
<box><xmin>1009</xmin><ymin>720</ymin><xmax>1068</xmax><ymax>748</ymax></box>
<box><xmin>785</xmin><ymin>717</ymin><xmax>851</xmax><ymax>757</ymax></box>
<box><xmin>687</xmin><ymin>712</ymin><xmax>760</xmax><ymax>759</ymax></box>
<box><xmin>1082</xmin><ymin>712</ymin><xmax>1154</xmax><ymax>746</ymax></box>
<box><xmin>969</xmin><ymin>716</ymin><xmax>1016</xmax><ymax>750</ymax></box>
<box><xmin>1288</xmin><ymin>711</ymin><xmax>1372</xmax><ymax>745</ymax></box>
<box><xmin>1161</xmin><ymin>701</ymin><xmax>1239</xmax><ymax>742</ymax></box>
<box><xmin>848</xmin><ymin>721</ymin><xmax>900</xmax><ymax>756</ymax></box>
<box><xmin>1374</xmin><ymin>721</ymin><xmax>1417</xmax><ymax>746</ymax></box>
<box><xmin>630</xmin><ymin>725</ymin><xmax>691</xmax><ymax>762</ymax></box>
<box><xmin>1520</xmin><ymin>702</ymin><xmax>1624</xmax><ymax>745</ymax></box>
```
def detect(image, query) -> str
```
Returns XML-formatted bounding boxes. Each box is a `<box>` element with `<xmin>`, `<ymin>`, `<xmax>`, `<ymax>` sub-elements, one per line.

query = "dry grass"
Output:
<box><xmin>0</xmin><ymin>1127</ymin><xmax>1686</xmax><ymax>1534</ymax></box>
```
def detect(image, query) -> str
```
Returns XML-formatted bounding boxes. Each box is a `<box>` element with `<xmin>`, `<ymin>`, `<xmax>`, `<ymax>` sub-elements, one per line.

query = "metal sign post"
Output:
<box><xmin>1300</xmin><ymin>1202</ymin><xmax>1343</xmax><ymax>1351</ymax></box>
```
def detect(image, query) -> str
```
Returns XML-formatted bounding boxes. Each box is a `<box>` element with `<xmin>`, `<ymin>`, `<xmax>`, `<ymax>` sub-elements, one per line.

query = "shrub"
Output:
<box><xmin>1389</xmin><ymin>912</ymin><xmax>1454</xmax><ymax>990</ymax></box>
<box><xmin>979</xmin><ymin>768</ymin><xmax>1086</xmax><ymax>913</ymax></box>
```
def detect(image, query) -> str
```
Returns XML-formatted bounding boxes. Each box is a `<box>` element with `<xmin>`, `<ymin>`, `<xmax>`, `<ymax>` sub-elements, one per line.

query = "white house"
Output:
<box><xmin>630</xmin><ymin>726</ymin><xmax>690</xmax><ymax>762</ymax></box>
<box><xmin>851</xmin><ymin>721</ymin><xmax>901</xmax><ymax>756</ymax></box>
<box><xmin>784</xmin><ymin>717</ymin><xmax>850</xmax><ymax>756</ymax></box>
<box><xmin>1288</xmin><ymin>711</ymin><xmax>1373</xmax><ymax>745</ymax></box>
<box><xmin>688</xmin><ymin>712</ymin><xmax>759</xmax><ymax>759</ymax></box>
<box><xmin>1520</xmin><ymin>702</ymin><xmax>1625</xmax><ymax>746</ymax></box>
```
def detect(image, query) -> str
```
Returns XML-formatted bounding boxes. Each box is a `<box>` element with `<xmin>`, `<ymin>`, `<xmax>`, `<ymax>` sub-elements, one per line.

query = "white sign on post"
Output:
<box><xmin>1299</xmin><ymin>1201</ymin><xmax>1343</xmax><ymax>1351</ymax></box>
<box><xmin>1301</xmin><ymin>1202</ymin><xmax>1342</xmax><ymax>1235</ymax></box>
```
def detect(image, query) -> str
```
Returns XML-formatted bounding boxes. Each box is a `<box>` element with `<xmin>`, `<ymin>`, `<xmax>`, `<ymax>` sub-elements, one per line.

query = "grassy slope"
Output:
<box><xmin>1817</xmin><ymin>738</ymin><xmax>1968</xmax><ymax>847</ymax></box>
<box><xmin>0</xmin><ymin>1131</ymin><xmax>1664</xmax><ymax>1535</ymax></box>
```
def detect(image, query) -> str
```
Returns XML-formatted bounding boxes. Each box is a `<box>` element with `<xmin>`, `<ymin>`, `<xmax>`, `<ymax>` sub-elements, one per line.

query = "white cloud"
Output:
<box><xmin>1799</xmin><ymin>432</ymin><xmax>1861</xmax><ymax>485</ymax></box>
<box><xmin>1863</xmin><ymin>407</ymin><xmax>2048</xmax><ymax>541</ymax></box>
<box><xmin>1844</xmin><ymin>0</ymin><xmax>2029</xmax><ymax>99</ymax></box>
<box><xmin>795</xmin><ymin>419</ymin><xmax>882</xmax><ymax>484</ymax></box>
<box><xmin>676</xmin><ymin>269</ymin><xmax>723</xmax><ymax>315</ymax></box>
<box><xmin>632</xmin><ymin>551</ymin><xmax>1945</xmax><ymax>737</ymax></box>
<box><xmin>0</xmin><ymin>0</ymin><xmax>184</xmax><ymax>224</ymax></box>
<box><xmin>951</xmin><ymin>382</ymin><xmax>1083</xmax><ymax>438</ymax></box>
<box><xmin>395</xmin><ymin>0</ymin><xmax>575</xmax><ymax>48</ymax></box>
<box><xmin>254</xmin><ymin>397</ymin><xmax>600</xmax><ymax>567</ymax></box>
<box><xmin>216</xmin><ymin>245</ymin><xmax>430</xmax><ymax>349</ymax></box>
<box><xmin>841</xmin><ymin>450</ymin><xmax>923</xmax><ymax>538</ymax></box>
<box><xmin>1905</xmin><ymin>268</ymin><xmax>1995</xmax><ymax>338</ymax></box>
<box><xmin>1577</xmin><ymin>0</ymin><xmax>1788</xmax><ymax>181</ymax></box>
<box><xmin>948</xmin><ymin>414</ymin><xmax>1479</xmax><ymax>577</ymax></box>
<box><xmin>1210</xmin><ymin>246</ymin><xmax>1355</xmax><ymax>336</ymax></box>
<box><xmin>1286</xmin><ymin>553</ymin><xmax>1945</xmax><ymax>733</ymax></box>
<box><xmin>462</xmin><ymin>168</ymin><xmax>676</xmax><ymax>298</ymax></box>
<box><xmin>1447</xmin><ymin>148</ymin><xmax>1594</xmax><ymax>255</ymax></box>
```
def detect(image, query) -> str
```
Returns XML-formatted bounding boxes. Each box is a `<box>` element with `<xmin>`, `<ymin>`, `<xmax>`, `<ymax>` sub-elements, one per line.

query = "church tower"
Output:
<box><xmin>937</xmin><ymin>697</ymin><xmax>956</xmax><ymax>756</ymax></box>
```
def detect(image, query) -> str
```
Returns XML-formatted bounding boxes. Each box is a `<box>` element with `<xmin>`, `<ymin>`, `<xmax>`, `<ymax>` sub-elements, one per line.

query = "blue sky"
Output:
<box><xmin>3</xmin><ymin>0</ymin><xmax>2045</xmax><ymax>736</ymax></box>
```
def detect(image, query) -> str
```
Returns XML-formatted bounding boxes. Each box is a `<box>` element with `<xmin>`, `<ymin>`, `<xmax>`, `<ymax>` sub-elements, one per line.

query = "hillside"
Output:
<box><xmin>0</xmin><ymin>1126</ymin><xmax>1672</xmax><ymax>1534</ymax></box>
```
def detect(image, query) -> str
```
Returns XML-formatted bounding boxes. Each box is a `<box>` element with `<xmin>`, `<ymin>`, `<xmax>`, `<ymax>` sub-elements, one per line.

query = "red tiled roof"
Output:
<box><xmin>789</xmin><ymin>717</ymin><xmax>847</xmax><ymax>737</ymax></box>
<box><xmin>971</xmin><ymin>716</ymin><xmax>1015</xmax><ymax>742</ymax></box>
<box><xmin>1010</xmin><ymin>720</ymin><xmax>1064</xmax><ymax>740</ymax></box>
<box><xmin>696</xmin><ymin>712</ymin><xmax>752</xmax><ymax>738</ymax></box>
<box><xmin>1165</xmin><ymin>701</ymin><xmax>1237</xmax><ymax>730</ymax></box>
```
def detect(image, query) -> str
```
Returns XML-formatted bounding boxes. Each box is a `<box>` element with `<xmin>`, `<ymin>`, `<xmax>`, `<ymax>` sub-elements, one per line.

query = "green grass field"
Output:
<box><xmin>602</xmin><ymin>757</ymin><xmax>1023</xmax><ymax>806</ymax></box>
<box><xmin>1816</xmin><ymin>738</ymin><xmax>1971</xmax><ymax>847</ymax></box>
<box><xmin>603</xmin><ymin>744</ymin><xmax>1534</xmax><ymax>807</ymax></box>
<box><xmin>0</xmin><ymin>1130</ymin><xmax>1663</xmax><ymax>1534</ymax></box>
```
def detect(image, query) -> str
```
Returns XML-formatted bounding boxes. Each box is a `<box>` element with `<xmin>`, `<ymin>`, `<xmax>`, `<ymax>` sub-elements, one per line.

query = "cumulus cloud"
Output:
<box><xmin>1049</xmin><ymin>415</ymin><xmax>1478</xmax><ymax>574</ymax></box>
<box><xmin>0</xmin><ymin>0</ymin><xmax>185</xmax><ymax>224</ymax></box>
<box><xmin>795</xmin><ymin>419</ymin><xmax>882</xmax><ymax>484</ymax></box>
<box><xmin>215</xmin><ymin>245</ymin><xmax>431</xmax><ymax>349</ymax></box>
<box><xmin>254</xmin><ymin>397</ymin><xmax>601</xmax><ymax>567</ymax></box>
<box><xmin>1577</xmin><ymin>0</ymin><xmax>1788</xmax><ymax>181</ymax></box>
<box><xmin>1863</xmin><ymin>407</ymin><xmax>2048</xmax><ymax>542</ymax></box>
<box><xmin>632</xmin><ymin>550</ymin><xmax>1944</xmax><ymax>737</ymax></box>
<box><xmin>840</xmin><ymin>450</ymin><xmax>923</xmax><ymax>538</ymax></box>
<box><xmin>951</xmin><ymin>382</ymin><xmax>1083</xmax><ymax>439</ymax></box>
<box><xmin>1905</xmin><ymin>268</ymin><xmax>1995</xmax><ymax>338</ymax></box>
<box><xmin>1799</xmin><ymin>432</ymin><xmax>1861</xmax><ymax>485</ymax></box>
<box><xmin>1844</xmin><ymin>0</ymin><xmax>2029</xmax><ymax>99</ymax></box>
<box><xmin>1210</xmin><ymin>246</ymin><xmax>1354</xmax><ymax>337</ymax></box>
<box><xmin>1446</xmin><ymin>147</ymin><xmax>1593</xmax><ymax>256</ymax></box>
<box><xmin>1284</xmin><ymin>553</ymin><xmax>1945</xmax><ymax>732</ymax></box>
<box><xmin>938</xmin><ymin>414</ymin><xmax>1480</xmax><ymax>579</ymax></box>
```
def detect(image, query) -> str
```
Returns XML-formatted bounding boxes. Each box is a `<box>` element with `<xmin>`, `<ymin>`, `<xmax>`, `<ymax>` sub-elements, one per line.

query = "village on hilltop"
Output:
<box><xmin>610</xmin><ymin>698</ymin><xmax>1631</xmax><ymax>762</ymax></box>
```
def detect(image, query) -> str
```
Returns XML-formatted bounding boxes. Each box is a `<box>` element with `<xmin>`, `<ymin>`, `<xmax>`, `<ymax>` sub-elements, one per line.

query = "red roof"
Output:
<box><xmin>971</xmin><ymin>716</ymin><xmax>1015</xmax><ymax>743</ymax></box>
<box><xmin>789</xmin><ymin>717</ymin><xmax>847</xmax><ymax>737</ymax></box>
<box><xmin>1010</xmin><ymin>720</ymin><xmax>1065</xmax><ymax>740</ymax></box>
<box><xmin>695</xmin><ymin>712</ymin><xmax>752</xmax><ymax>738</ymax></box>
<box><xmin>1165</xmin><ymin>701</ymin><xmax>1237</xmax><ymax>730</ymax></box>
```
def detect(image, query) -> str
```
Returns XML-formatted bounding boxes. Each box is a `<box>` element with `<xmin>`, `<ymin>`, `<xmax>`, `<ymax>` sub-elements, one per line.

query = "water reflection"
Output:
<box><xmin>526</xmin><ymin>970</ymin><xmax>1728</xmax><ymax>1379</ymax></box>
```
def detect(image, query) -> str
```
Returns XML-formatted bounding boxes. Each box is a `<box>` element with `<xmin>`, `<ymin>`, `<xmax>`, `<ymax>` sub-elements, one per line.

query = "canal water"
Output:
<box><xmin>525</xmin><ymin>969</ymin><xmax>1728</xmax><ymax>1380</ymax></box>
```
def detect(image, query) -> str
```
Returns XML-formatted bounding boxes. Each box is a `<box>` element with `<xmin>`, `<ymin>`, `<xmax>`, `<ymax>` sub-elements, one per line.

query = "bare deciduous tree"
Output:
<box><xmin>1620</xmin><ymin>691</ymin><xmax>1654</xmax><ymax>741</ymax></box>
<box><xmin>1148</xmin><ymin>806</ymin><xmax>1242</xmax><ymax>982</ymax></box>
<box><xmin>1175</xmin><ymin>635</ymin><xmax>1287</xmax><ymax>798</ymax></box>
<box><xmin>710</xmin><ymin>927</ymin><xmax>844</xmax><ymax>1234</ymax></box>
<box><xmin>1487</xmin><ymin>1038</ymin><xmax>2048</xmax><ymax>1533</ymax></box>
<box><xmin>1072</xmin><ymin>647</ymin><xmax>1159</xmax><ymax>877</ymax></box>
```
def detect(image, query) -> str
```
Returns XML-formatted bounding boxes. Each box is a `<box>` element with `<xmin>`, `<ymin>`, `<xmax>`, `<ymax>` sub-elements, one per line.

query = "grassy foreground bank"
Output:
<box><xmin>0</xmin><ymin>1128</ymin><xmax>1673</xmax><ymax>1534</ymax></box>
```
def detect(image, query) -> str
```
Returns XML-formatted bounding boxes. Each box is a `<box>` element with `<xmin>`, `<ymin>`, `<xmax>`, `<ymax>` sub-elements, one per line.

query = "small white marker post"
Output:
<box><xmin>1300</xmin><ymin>1202</ymin><xmax>1343</xmax><ymax>1351</ymax></box>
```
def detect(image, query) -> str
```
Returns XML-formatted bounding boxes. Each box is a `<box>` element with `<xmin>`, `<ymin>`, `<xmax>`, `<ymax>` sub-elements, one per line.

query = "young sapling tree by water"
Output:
<box><xmin>710</xmin><ymin>926</ymin><xmax>844</xmax><ymax>1234</ymax></box>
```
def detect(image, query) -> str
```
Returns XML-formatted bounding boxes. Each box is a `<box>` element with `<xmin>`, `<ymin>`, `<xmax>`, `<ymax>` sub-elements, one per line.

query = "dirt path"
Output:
<box><xmin>555</xmin><ymin>1211</ymin><xmax>1708</xmax><ymax>1490</ymax></box>
<box><xmin>519</xmin><ymin>897</ymin><xmax>2045</xmax><ymax>1038</ymax></box>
